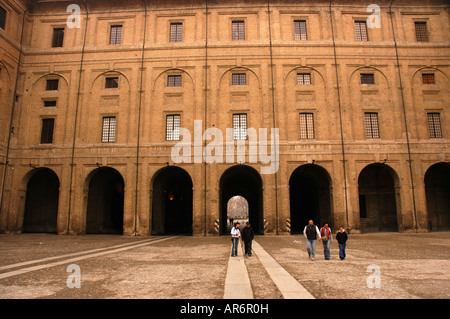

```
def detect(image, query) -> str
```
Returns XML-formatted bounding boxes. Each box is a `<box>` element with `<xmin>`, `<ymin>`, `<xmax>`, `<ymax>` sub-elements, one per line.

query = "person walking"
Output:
<box><xmin>320</xmin><ymin>223</ymin><xmax>332</xmax><ymax>260</ymax></box>
<box><xmin>242</xmin><ymin>222</ymin><xmax>254</xmax><ymax>257</ymax></box>
<box><xmin>303</xmin><ymin>219</ymin><xmax>321</xmax><ymax>261</ymax></box>
<box><xmin>230</xmin><ymin>222</ymin><xmax>241</xmax><ymax>257</ymax></box>
<box><xmin>336</xmin><ymin>226</ymin><xmax>348</xmax><ymax>260</ymax></box>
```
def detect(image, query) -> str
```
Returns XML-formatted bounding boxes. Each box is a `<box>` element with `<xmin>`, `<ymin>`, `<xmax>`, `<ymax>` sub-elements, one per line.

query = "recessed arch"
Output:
<box><xmin>425</xmin><ymin>162</ymin><xmax>450</xmax><ymax>231</ymax></box>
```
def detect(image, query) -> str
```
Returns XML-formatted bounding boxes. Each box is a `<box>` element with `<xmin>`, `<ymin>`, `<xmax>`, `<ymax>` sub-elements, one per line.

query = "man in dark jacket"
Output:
<box><xmin>336</xmin><ymin>226</ymin><xmax>348</xmax><ymax>260</ymax></box>
<box><xmin>242</xmin><ymin>222</ymin><xmax>254</xmax><ymax>257</ymax></box>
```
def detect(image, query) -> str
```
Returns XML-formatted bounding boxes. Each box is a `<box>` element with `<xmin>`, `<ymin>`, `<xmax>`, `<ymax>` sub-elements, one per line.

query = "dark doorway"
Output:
<box><xmin>289</xmin><ymin>164</ymin><xmax>332</xmax><ymax>233</ymax></box>
<box><xmin>86</xmin><ymin>167</ymin><xmax>124</xmax><ymax>234</ymax></box>
<box><xmin>151</xmin><ymin>166</ymin><xmax>193</xmax><ymax>235</ymax></box>
<box><xmin>23</xmin><ymin>168</ymin><xmax>59</xmax><ymax>233</ymax></box>
<box><xmin>219</xmin><ymin>165</ymin><xmax>263</xmax><ymax>235</ymax></box>
<box><xmin>358</xmin><ymin>163</ymin><xmax>399</xmax><ymax>232</ymax></box>
<box><xmin>425</xmin><ymin>162</ymin><xmax>450</xmax><ymax>231</ymax></box>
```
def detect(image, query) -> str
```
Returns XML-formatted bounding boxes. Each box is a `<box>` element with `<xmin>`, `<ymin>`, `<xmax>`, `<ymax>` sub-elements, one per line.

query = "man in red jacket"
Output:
<box><xmin>320</xmin><ymin>223</ymin><xmax>332</xmax><ymax>260</ymax></box>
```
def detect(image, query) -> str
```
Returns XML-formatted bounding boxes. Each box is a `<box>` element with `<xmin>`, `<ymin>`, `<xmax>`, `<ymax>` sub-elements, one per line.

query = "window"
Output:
<box><xmin>46</xmin><ymin>79</ymin><xmax>59</xmax><ymax>91</ymax></box>
<box><xmin>170</xmin><ymin>22</ymin><xmax>183</xmax><ymax>42</ymax></box>
<box><xmin>294</xmin><ymin>20</ymin><xmax>307</xmax><ymax>40</ymax></box>
<box><xmin>232</xmin><ymin>21</ymin><xmax>245</xmax><ymax>40</ymax></box>
<box><xmin>40</xmin><ymin>119</ymin><xmax>55</xmax><ymax>144</ymax></box>
<box><xmin>422</xmin><ymin>74</ymin><xmax>435</xmax><ymax>85</ymax></box>
<box><xmin>102</xmin><ymin>116</ymin><xmax>116</xmax><ymax>143</ymax></box>
<box><xmin>166</xmin><ymin>114</ymin><xmax>181</xmax><ymax>141</ymax></box>
<box><xmin>427</xmin><ymin>113</ymin><xmax>442</xmax><ymax>138</ymax></box>
<box><xmin>364</xmin><ymin>112</ymin><xmax>380</xmax><ymax>139</ymax></box>
<box><xmin>297</xmin><ymin>73</ymin><xmax>311</xmax><ymax>85</ymax></box>
<box><xmin>105</xmin><ymin>77</ymin><xmax>119</xmax><ymax>89</ymax></box>
<box><xmin>355</xmin><ymin>21</ymin><xmax>368</xmax><ymax>41</ymax></box>
<box><xmin>0</xmin><ymin>6</ymin><xmax>6</xmax><ymax>30</ymax></box>
<box><xmin>44</xmin><ymin>101</ymin><xmax>57</xmax><ymax>107</ymax></box>
<box><xmin>361</xmin><ymin>73</ymin><xmax>375</xmax><ymax>85</ymax></box>
<box><xmin>415</xmin><ymin>22</ymin><xmax>428</xmax><ymax>42</ymax></box>
<box><xmin>299</xmin><ymin>113</ymin><xmax>315</xmax><ymax>139</ymax></box>
<box><xmin>167</xmin><ymin>75</ymin><xmax>182</xmax><ymax>87</ymax></box>
<box><xmin>110</xmin><ymin>25</ymin><xmax>122</xmax><ymax>45</ymax></box>
<box><xmin>232</xmin><ymin>73</ymin><xmax>246</xmax><ymax>86</ymax></box>
<box><xmin>233</xmin><ymin>113</ymin><xmax>247</xmax><ymax>140</ymax></box>
<box><xmin>52</xmin><ymin>28</ymin><xmax>64</xmax><ymax>47</ymax></box>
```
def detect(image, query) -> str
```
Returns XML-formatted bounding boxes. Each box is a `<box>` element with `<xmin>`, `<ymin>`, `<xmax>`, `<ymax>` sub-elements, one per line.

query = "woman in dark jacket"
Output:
<box><xmin>336</xmin><ymin>227</ymin><xmax>348</xmax><ymax>260</ymax></box>
<box><xmin>242</xmin><ymin>222</ymin><xmax>254</xmax><ymax>257</ymax></box>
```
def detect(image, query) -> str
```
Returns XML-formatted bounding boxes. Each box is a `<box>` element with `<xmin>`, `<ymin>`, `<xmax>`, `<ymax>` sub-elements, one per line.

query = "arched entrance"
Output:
<box><xmin>425</xmin><ymin>162</ymin><xmax>450</xmax><ymax>231</ymax></box>
<box><xmin>289</xmin><ymin>164</ymin><xmax>333</xmax><ymax>233</ymax></box>
<box><xmin>86</xmin><ymin>167</ymin><xmax>124</xmax><ymax>234</ymax></box>
<box><xmin>220</xmin><ymin>165</ymin><xmax>263</xmax><ymax>235</ymax></box>
<box><xmin>23</xmin><ymin>168</ymin><xmax>60</xmax><ymax>233</ymax></box>
<box><xmin>151</xmin><ymin>166</ymin><xmax>193</xmax><ymax>235</ymax></box>
<box><xmin>358</xmin><ymin>163</ymin><xmax>399</xmax><ymax>232</ymax></box>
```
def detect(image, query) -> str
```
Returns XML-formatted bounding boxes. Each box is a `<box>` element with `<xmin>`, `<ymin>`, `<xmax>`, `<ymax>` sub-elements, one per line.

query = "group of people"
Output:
<box><xmin>303</xmin><ymin>219</ymin><xmax>348</xmax><ymax>261</ymax></box>
<box><xmin>230</xmin><ymin>219</ymin><xmax>348</xmax><ymax>261</ymax></box>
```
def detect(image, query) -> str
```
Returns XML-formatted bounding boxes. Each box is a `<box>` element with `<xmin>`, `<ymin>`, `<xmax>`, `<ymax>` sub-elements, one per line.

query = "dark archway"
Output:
<box><xmin>425</xmin><ymin>162</ymin><xmax>450</xmax><ymax>231</ymax></box>
<box><xmin>219</xmin><ymin>165</ymin><xmax>263</xmax><ymax>235</ymax></box>
<box><xmin>23</xmin><ymin>168</ymin><xmax>60</xmax><ymax>233</ymax></box>
<box><xmin>358</xmin><ymin>163</ymin><xmax>399</xmax><ymax>232</ymax></box>
<box><xmin>289</xmin><ymin>164</ymin><xmax>333</xmax><ymax>233</ymax></box>
<box><xmin>151</xmin><ymin>166</ymin><xmax>193</xmax><ymax>235</ymax></box>
<box><xmin>86</xmin><ymin>167</ymin><xmax>124</xmax><ymax>234</ymax></box>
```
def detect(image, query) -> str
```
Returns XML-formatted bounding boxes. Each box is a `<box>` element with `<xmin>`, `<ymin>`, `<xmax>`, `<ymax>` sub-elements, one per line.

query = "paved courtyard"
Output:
<box><xmin>0</xmin><ymin>232</ymin><xmax>449</xmax><ymax>299</ymax></box>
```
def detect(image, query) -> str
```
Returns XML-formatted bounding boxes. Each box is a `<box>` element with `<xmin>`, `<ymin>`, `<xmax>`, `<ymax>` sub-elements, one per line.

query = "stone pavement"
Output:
<box><xmin>0</xmin><ymin>232</ymin><xmax>449</xmax><ymax>299</ymax></box>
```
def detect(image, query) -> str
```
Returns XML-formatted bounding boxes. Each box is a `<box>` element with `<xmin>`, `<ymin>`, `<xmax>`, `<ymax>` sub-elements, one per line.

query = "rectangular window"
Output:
<box><xmin>361</xmin><ymin>73</ymin><xmax>375</xmax><ymax>85</ymax></box>
<box><xmin>44</xmin><ymin>101</ymin><xmax>57</xmax><ymax>107</ymax></box>
<box><xmin>232</xmin><ymin>73</ymin><xmax>246</xmax><ymax>86</ymax></box>
<box><xmin>297</xmin><ymin>73</ymin><xmax>311</xmax><ymax>85</ymax></box>
<box><xmin>0</xmin><ymin>6</ymin><xmax>7</xmax><ymax>30</ymax></box>
<box><xmin>105</xmin><ymin>77</ymin><xmax>119</xmax><ymax>89</ymax></box>
<box><xmin>233</xmin><ymin>113</ymin><xmax>247</xmax><ymax>140</ymax></box>
<box><xmin>40</xmin><ymin>119</ymin><xmax>55</xmax><ymax>144</ymax></box>
<box><xmin>364</xmin><ymin>112</ymin><xmax>380</xmax><ymax>139</ymax></box>
<box><xmin>299</xmin><ymin>113</ymin><xmax>315</xmax><ymax>139</ymax></box>
<box><xmin>294</xmin><ymin>20</ymin><xmax>307</xmax><ymax>40</ymax></box>
<box><xmin>170</xmin><ymin>23</ymin><xmax>183</xmax><ymax>43</ymax></box>
<box><xmin>422</xmin><ymin>74</ymin><xmax>435</xmax><ymax>85</ymax></box>
<box><xmin>355</xmin><ymin>21</ymin><xmax>368</xmax><ymax>41</ymax></box>
<box><xmin>166</xmin><ymin>114</ymin><xmax>181</xmax><ymax>141</ymax></box>
<box><xmin>46</xmin><ymin>79</ymin><xmax>59</xmax><ymax>91</ymax></box>
<box><xmin>232</xmin><ymin>21</ymin><xmax>245</xmax><ymax>40</ymax></box>
<box><xmin>110</xmin><ymin>25</ymin><xmax>122</xmax><ymax>45</ymax></box>
<box><xmin>52</xmin><ymin>28</ymin><xmax>64</xmax><ymax>47</ymax></box>
<box><xmin>427</xmin><ymin>113</ymin><xmax>442</xmax><ymax>138</ymax></box>
<box><xmin>167</xmin><ymin>75</ymin><xmax>182</xmax><ymax>87</ymax></box>
<box><xmin>415</xmin><ymin>22</ymin><xmax>428</xmax><ymax>42</ymax></box>
<box><xmin>102</xmin><ymin>116</ymin><xmax>116</xmax><ymax>143</ymax></box>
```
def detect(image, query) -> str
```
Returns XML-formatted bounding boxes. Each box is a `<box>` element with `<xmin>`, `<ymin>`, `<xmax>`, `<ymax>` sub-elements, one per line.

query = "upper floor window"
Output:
<box><xmin>0</xmin><ymin>6</ymin><xmax>6</xmax><ymax>30</ymax></box>
<box><xmin>167</xmin><ymin>75</ymin><xmax>182</xmax><ymax>87</ymax></box>
<box><xmin>427</xmin><ymin>113</ymin><xmax>442</xmax><ymax>138</ymax></box>
<box><xmin>361</xmin><ymin>73</ymin><xmax>375</xmax><ymax>85</ymax></box>
<box><xmin>232</xmin><ymin>21</ymin><xmax>245</xmax><ymax>40</ymax></box>
<box><xmin>355</xmin><ymin>21</ymin><xmax>368</xmax><ymax>41</ymax></box>
<box><xmin>105</xmin><ymin>77</ymin><xmax>119</xmax><ymax>89</ymax></box>
<box><xmin>233</xmin><ymin>113</ymin><xmax>247</xmax><ymax>140</ymax></box>
<box><xmin>52</xmin><ymin>28</ymin><xmax>65</xmax><ymax>47</ymax></box>
<box><xmin>166</xmin><ymin>114</ymin><xmax>181</xmax><ymax>141</ymax></box>
<box><xmin>415</xmin><ymin>22</ymin><xmax>428</xmax><ymax>42</ymax></box>
<box><xmin>422</xmin><ymin>73</ymin><xmax>435</xmax><ymax>85</ymax></box>
<box><xmin>110</xmin><ymin>25</ymin><xmax>122</xmax><ymax>45</ymax></box>
<box><xmin>294</xmin><ymin>20</ymin><xmax>307</xmax><ymax>40</ymax></box>
<box><xmin>102</xmin><ymin>116</ymin><xmax>116</xmax><ymax>143</ymax></box>
<box><xmin>299</xmin><ymin>113</ymin><xmax>315</xmax><ymax>139</ymax></box>
<box><xmin>364</xmin><ymin>112</ymin><xmax>380</xmax><ymax>139</ymax></box>
<box><xmin>170</xmin><ymin>22</ymin><xmax>183</xmax><ymax>43</ymax></box>
<box><xmin>41</xmin><ymin>119</ymin><xmax>55</xmax><ymax>144</ymax></box>
<box><xmin>297</xmin><ymin>73</ymin><xmax>311</xmax><ymax>85</ymax></box>
<box><xmin>46</xmin><ymin>79</ymin><xmax>59</xmax><ymax>91</ymax></box>
<box><xmin>232</xmin><ymin>73</ymin><xmax>246</xmax><ymax>86</ymax></box>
